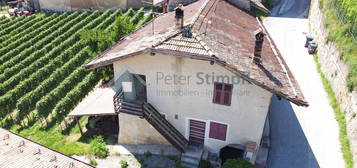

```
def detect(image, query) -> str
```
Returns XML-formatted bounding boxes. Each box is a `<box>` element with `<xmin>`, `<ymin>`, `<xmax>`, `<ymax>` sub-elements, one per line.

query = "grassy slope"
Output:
<box><xmin>320</xmin><ymin>0</ymin><xmax>357</xmax><ymax>91</ymax></box>
<box><xmin>12</xmin><ymin>117</ymin><xmax>91</xmax><ymax>155</ymax></box>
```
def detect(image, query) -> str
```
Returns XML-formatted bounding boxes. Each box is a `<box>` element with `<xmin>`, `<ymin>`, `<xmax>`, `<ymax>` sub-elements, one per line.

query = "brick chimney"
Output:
<box><xmin>253</xmin><ymin>29</ymin><xmax>265</xmax><ymax>64</ymax></box>
<box><xmin>168</xmin><ymin>0</ymin><xmax>197</xmax><ymax>11</ymax></box>
<box><xmin>175</xmin><ymin>5</ymin><xmax>184</xmax><ymax>29</ymax></box>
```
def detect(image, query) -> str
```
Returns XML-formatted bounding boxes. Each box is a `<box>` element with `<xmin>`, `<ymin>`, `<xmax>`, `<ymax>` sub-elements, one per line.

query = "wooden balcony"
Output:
<box><xmin>113</xmin><ymin>88</ymin><xmax>188</xmax><ymax>152</ymax></box>
<box><xmin>113</xmin><ymin>90</ymin><xmax>144</xmax><ymax>117</ymax></box>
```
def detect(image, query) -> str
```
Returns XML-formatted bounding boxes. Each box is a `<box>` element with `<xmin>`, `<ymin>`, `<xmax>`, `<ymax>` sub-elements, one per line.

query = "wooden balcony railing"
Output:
<box><xmin>113</xmin><ymin>88</ymin><xmax>188</xmax><ymax>152</ymax></box>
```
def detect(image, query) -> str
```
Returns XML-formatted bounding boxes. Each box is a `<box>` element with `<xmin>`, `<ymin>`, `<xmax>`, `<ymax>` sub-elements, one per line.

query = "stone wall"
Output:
<box><xmin>309</xmin><ymin>0</ymin><xmax>357</xmax><ymax>166</ymax></box>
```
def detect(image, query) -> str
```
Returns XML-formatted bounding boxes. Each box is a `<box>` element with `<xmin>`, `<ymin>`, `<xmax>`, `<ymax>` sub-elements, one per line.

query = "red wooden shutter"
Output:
<box><xmin>213</xmin><ymin>83</ymin><xmax>223</xmax><ymax>104</ymax></box>
<box><xmin>222</xmin><ymin>84</ymin><xmax>232</xmax><ymax>106</ymax></box>
<box><xmin>213</xmin><ymin>83</ymin><xmax>233</xmax><ymax>106</ymax></box>
<box><xmin>189</xmin><ymin>120</ymin><xmax>206</xmax><ymax>144</ymax></box>
<box><xmin>209</xmin><ymin>122</ymin><xmax>227</xmax><ymax>141</ymax></box>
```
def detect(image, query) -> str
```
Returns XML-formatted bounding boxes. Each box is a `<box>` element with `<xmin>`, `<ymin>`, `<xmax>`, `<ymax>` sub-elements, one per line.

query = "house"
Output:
<box><xmin>70</xmin><ymin>0</ymin><xmax>308</xmax><ymax>166</ymax></box>
<box><xmin>0</xmin><ymin>128</ymin><xmax>94</xmax><ymax>168</ymax></box>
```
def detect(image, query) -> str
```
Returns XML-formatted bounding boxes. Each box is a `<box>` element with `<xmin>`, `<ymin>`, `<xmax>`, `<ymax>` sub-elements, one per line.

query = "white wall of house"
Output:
<box><xmin>113</xmin><ymin>53</ymin><xmax>272</xmax><ymax>155</ymax></box>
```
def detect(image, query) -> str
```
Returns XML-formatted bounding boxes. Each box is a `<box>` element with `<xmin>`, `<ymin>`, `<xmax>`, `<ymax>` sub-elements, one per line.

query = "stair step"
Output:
<box><xmin>181</xmin><ymin>155</ymin><xmax>200</xmax><ymax>165</ymax></box>
<box><xmin>181</xmin><ymin>161</ymin><xmax>199</xmax><ymax>168</ymax></box>
<box><xmin>182</xmin><ymin>153</ymin><xmax>201</xmax><ymax>160</ymax></box>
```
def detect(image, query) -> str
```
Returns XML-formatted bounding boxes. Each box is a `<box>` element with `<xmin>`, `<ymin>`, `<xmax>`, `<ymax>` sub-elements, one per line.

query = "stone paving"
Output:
<box><xmin>73</xmin><ymin>144</ymin><xmax>181</xmax><ymax>168</ymax></box>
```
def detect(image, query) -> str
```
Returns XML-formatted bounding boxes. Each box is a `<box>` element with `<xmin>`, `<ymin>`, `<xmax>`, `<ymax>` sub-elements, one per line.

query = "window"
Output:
<box><xmin>213</xmin><ymin>82</ymin><xmax>233</xmax><ymax>106</ymax></box>
<box><xmin>209</xmin><ymin>122</ymin><xmax>228</xmax><ymax>141</ymax></box>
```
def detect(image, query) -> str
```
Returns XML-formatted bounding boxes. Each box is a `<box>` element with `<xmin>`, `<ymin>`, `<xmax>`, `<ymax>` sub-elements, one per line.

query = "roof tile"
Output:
<box><xmin>85</xmin><ymin>0</ymin><xmax>308</xmax><ymax>106</ymax></box>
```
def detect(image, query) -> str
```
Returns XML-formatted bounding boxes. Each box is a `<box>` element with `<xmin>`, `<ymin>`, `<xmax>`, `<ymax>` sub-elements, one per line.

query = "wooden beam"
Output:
<box><xmin>75</xmin><ymin>117</ymin><xmax>83</xmax><ymax>135</ymax></box>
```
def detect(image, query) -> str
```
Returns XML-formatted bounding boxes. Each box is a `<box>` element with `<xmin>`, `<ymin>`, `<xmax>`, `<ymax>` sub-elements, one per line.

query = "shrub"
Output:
<box><xmin>89</xmin><ymin>159</ymin><xmax>98</xmax><ymax>166</ymax></box>
<box><xmin>144</xmin><ymin>151</ymin><xmax>152</xmax><ymax>158</ymax></box>
<box><xmin>222</xmin><ymin>159</ymin><xmax>254</xmax><ymax>168</ymax></box>
<box><xmin>199</xmin><ymin>160</ymin><xmax>213</xmax><ymax>168</ymax></box>
<box><xmin>90</xmin><ymin>136</ymin><xmax>109</xmax><ymax>158</ymax></box>
<box><xmin>120</xmin><ymin>159</ymin><xmax>129</xmax><ymax>168</ymax></box>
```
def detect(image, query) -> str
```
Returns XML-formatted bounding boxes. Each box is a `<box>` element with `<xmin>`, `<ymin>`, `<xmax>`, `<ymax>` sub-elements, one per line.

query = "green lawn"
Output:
<box><xmin>11</xmin><ymin>116</ymin><xmax>92</xmax><ymax>156</ymax></box>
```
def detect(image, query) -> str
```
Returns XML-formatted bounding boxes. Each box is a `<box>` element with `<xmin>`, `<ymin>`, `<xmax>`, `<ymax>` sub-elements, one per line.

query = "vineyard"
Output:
<box><xmin>0</xmin><ymin>8</ymin><xmax>152</xmax><ymax>155</ymax></box>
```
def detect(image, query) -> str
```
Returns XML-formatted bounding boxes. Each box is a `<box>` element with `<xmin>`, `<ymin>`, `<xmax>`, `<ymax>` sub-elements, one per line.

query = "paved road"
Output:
<box><xmin>270</xmin><ymin>0</ymin><xmax>311</xmax><ymax>18</ymax></box>
<box><xmin>264</xmin><ymin>16</ymin><xmax>345</xmax><ymax>168</ymax></box>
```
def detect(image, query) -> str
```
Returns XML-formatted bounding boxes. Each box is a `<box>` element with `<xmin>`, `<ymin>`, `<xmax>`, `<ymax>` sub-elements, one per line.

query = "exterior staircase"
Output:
<box><xmin>181</xmin><ymin>146</ymin><xmax>204</xmax><ymax>168</ymax></box>
<box><xmin>113</xmin><ymin>89</ymin><xmax>189</xmax><ymax>152</ymax></box>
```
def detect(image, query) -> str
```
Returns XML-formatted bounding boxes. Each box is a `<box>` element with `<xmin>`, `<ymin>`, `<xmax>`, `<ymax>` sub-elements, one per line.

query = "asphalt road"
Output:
<box><xmin>270</xmin><ymin>0</ymin><xmax>311</xmax><ymax>18</ymax></box>
<box><xmin>264</xmin><ymin>2</ymin><xmax>345</xmax><ymax>167</ymax></box>
<box><xmin>268</xmin><ymin>96</ymin><xmax>320</xmax><ymax>168</ymax></box>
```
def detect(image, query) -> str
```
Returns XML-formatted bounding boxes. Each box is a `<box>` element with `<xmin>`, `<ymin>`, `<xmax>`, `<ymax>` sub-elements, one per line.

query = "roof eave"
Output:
<box><xmin>214</xmin><ymin>60</ymin><xmax>309</xmax><ymax>107</ymax></box>
<box><xmin>85</xmin><ymin>49</ymin><xmax>149</xmax><ymax>69</ymax></box>
<box><xmin>250</xmin><ymin>1</ymin><xmax>271</xmax><ymax>14</ymax></box>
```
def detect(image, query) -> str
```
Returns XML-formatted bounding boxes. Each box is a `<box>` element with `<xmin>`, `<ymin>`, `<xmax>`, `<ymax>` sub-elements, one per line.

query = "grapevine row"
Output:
<box><xmin>25</xmin><ymin>11</ymin><xmax>117</xmax><ymax>119</ymax></box>
<box><xmin>0</xmin><ymin>13</ymin><xmax>85</xmax><ymax>83</ymax></box>
<box><xmin>0</xmin><ymin>12</ymin><xmax>92</xmax><ymax>92</ymax></box>
<box><xmin>130</xmin><ymin>7</ymin><xmax>145</xmax><ymax>24</ymax></box>
<box><xmin>0</xmin><ymin>15</ymin><xmax>35</xmax><ymax>36</ymax></box>
<box><xmin>0</xmin><ymin>11</ymin><xmax>111</xmax><ymax>114</ymax></box>
<box><xmin>16</xmin><ymin>46</ymin><xmax>91</xmax><ymax>121</ymax></box>
<box><xmin>0</xmin><ymin>16</ymin><xmax>10</xmax><ymax>25</ymax></box>
<box><xmin>96</xmin><ymin>9</ymin><xmax>122</xmax><ymax>30</ymax></box>
<box><xmin>43</xmin><ymin>71</ymin><xmax>100</xmax><ymax>125</ymax></box>
<box><xmin>0</xmin><ymin>16</ymin><xmax>45</xmax><ymax>45</ymax></box>
<box><xmin>0</xmin><ymin>16</ymin><xmax>23</xmax><ymax>30</ymax></box>
<box><xmin>0</xmin><ymin>13</ymin><xmax>76</xmax><ymax>60</ymax></box>
<box><xmin>0</xmin><ymin>40</ymin><xmax>86</xmax><ymax>117</ymax></box>
<box><xmin>136</xmin><ymin>13</ymin><xmax>153</xmax><ymax>28</ymax></box>
<box><xmin>0</xmin><ymin>10</ymin><xmax>153</xmax><ymax>129</ymax></box>
<box><xmin>0</xmin><ymin>14</ymin><xmax>60</xmax><ymax>47</ymax></box>
<box><xmin>34</xmin><ymin>11</ymin><xmax>122</xmax><ymax>118</ymax></box>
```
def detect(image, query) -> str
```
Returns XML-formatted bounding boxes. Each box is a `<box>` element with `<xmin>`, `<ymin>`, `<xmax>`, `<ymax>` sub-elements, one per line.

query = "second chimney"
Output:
<box><xmin>253</xmin><ymin>29</ymin><xmax>265</xmax><ymax>64</ymax></box>
<box><xmin>175</xmin><ymin>4</ymin><xmax>184</xmax><ymax>29</ymax></box>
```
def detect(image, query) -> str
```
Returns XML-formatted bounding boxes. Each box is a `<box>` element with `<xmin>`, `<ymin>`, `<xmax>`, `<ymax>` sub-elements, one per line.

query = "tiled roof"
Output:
<box><xmin>85</xmin><ymin>0</ymin><xmax>308</xmax><ymax>106</ymax></box>
<box><xmin>154</xmin><ymin>33</ymin><xmax>211</xmax><ymax>56</ymax></box>
<box><xmin>0</xmin><ymin>128</ymin><xmax>94</xmax><ymax>168</ymax></box>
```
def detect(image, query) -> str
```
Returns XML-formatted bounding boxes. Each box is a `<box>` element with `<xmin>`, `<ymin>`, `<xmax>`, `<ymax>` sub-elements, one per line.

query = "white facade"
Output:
<box><xmin>113</xmin><ymin>53</ymin><xmax>272</xmax><ymax>156</ymax></box>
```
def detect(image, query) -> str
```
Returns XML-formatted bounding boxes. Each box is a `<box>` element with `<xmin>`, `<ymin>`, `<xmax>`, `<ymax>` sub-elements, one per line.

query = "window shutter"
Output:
<box><xmin>223</xmin><ymin>84</ymin><xmax>233</xmax><ymax>105</ymax></box>
<box><xmin>213</xmin><ymin>82</ymin><xmax>233</xmax><ymax>106</ymax></box>
<box><xmin>213</xmin><ymin>83</ymin><xmax>223</xmax><ymax>104</ymax></box>
<box><xmin>209</xmin><ymin>122</ymin><xmax>227</xmax><ymax>141</ymax></box>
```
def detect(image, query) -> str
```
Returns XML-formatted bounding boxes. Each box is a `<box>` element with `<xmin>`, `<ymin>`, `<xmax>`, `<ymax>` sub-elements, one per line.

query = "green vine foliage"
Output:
<box><xmin>0</xmin><ymin>9</ymin><xmax>153</xmax><ymax>127</ymax></box>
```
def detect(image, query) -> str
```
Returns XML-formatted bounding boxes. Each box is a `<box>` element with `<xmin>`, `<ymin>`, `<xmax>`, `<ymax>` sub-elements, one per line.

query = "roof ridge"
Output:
<box><xmin>191</xmin><ymin>0</ymin><xmax>220</xmax><ymax>31</ymax></box>
<box><xmin>190</xmin><ymin>0</ymin><xmax>215</xmax><ymax>26</ymax></box>
<box><xmin>153</xmin><ymin>0</ymin><xmax>214</xmax><ymax>49</ymax></box>
<box><xmin>192</xmin><ymin>33</ymin><xmax>215</xmax><ymax>56</ymax></box>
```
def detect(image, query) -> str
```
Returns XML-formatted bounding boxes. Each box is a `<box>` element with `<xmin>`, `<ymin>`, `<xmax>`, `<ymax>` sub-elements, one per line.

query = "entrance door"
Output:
<box><xmin>189</xmin><ymin>119</ymin><xmax>206</xmax><ymax>147</ymax></box>
<box><xmin>135</xmin><ymin>74</ymin><xmax>147</xmax><ymax>102</ymax></box>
